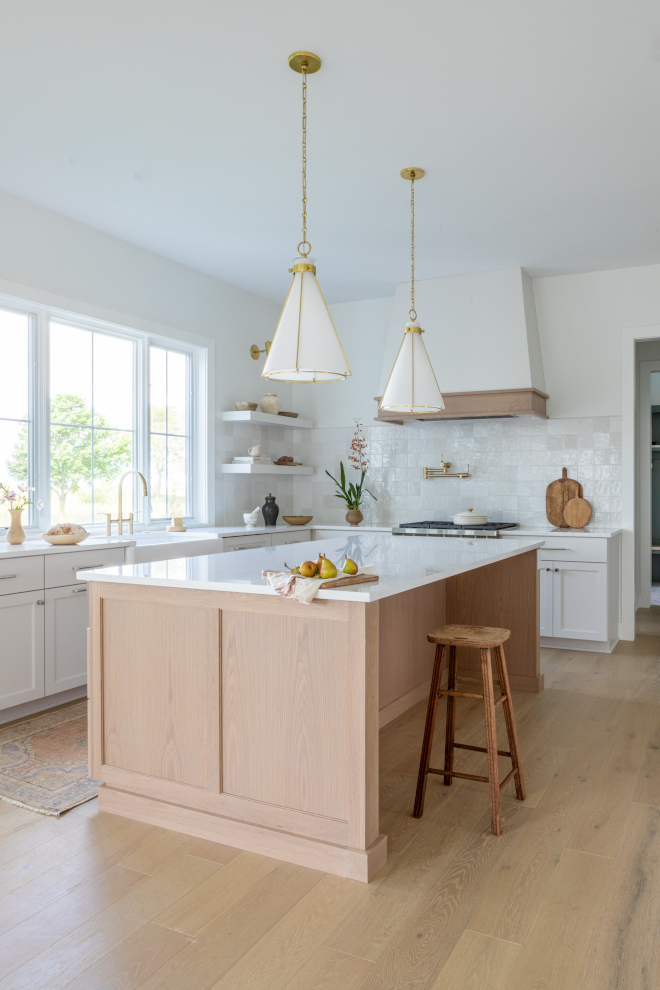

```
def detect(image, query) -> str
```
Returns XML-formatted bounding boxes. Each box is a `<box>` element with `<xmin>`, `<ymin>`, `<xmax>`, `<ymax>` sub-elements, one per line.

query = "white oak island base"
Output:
<box><xmin>87</xmin><ymin>546</ymin><xmax>540</xmax><ymax>882</ymax></box>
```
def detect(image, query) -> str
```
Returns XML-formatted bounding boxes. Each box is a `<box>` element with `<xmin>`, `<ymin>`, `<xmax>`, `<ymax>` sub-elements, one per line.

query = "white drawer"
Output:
<box><xmin>45</xmin><ymin>547</ymin><xmax>126</xmax><ymax>588</ymax></box>
<box><xmin>538</xmin><ymin>536</ymin><xmax>608</xmax><ymax>564</ymax></box>
<box><xmin>0</xmin><ymin>554</ymin><xmax>44</xmax><ymax>595</ymax></box>
<box><xmin>222</xmin><ymin>534</ymin><xmax>271</xmax><ymax>552</ymax></box>
<box><xmin>270</xmin><ymin>529</ymin><xmax>311</xmax><ymax>546</ymax></box>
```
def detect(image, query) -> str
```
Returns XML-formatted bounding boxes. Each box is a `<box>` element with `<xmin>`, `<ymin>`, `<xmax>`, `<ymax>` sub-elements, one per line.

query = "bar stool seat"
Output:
<box><xmin>413</xmin><ymin>623</ymin><xmax>525</xmax><ymax>836</ymax></box>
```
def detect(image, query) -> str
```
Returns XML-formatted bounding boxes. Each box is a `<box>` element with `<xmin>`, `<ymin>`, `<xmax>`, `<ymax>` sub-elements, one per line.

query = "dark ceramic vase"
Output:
<box><xmin>262</xmin><ymin>493</ymin><xmax>279</xmax><ymax>527</ymax></box>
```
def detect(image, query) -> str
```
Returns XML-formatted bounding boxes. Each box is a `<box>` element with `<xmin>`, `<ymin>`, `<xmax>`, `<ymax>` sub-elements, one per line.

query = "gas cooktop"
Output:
<box><xmin>392</xmin><ymin>521</ymin><xmax>518</xmax><ymax>538</ymax></box>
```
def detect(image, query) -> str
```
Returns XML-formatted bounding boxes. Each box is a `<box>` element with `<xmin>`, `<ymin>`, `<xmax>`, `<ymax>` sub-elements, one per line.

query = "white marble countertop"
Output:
<box><xmin>501</xmin><ymin>526</ymin><xmax>622</xmax><ymax>538</ymax></box>
<box><xmin>78</xmin><ymin>533</ymin><xmax>544</xmax><ymax>603</ymax></box>
<box><xmin>0</xmin><ymin>535</ymin><xmax>137</xmax><ymax>558</ymax></box>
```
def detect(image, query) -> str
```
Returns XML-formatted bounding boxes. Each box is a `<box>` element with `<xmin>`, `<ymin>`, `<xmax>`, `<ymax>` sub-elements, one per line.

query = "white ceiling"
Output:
<box><xmin>0</xmin><ymin>0</ymin><xmax>659</xmax><ymax>304</ymax></box>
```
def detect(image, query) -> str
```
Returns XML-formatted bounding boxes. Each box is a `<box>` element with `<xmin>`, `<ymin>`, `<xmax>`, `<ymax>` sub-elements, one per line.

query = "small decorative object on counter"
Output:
<box><xmin>262</xmin><ymin>493</ymin><xmax>279</xmax><ymax>527</ymax></box>
<box><xmin>326</xmin><ymin>420</ymin><xmax>377</xmax><ymax>526</ymax></box>
<box><xmin>42</xmin><ymin>522</ymin><xmax>88</xmax><ymax>546</ymax></box>
<box><xmin>166</xmin><ymin>517</ymin><xmax>186</xmax><ymax>532</ymax></box>
<box><xmin>259</xmin><ymin>393</ymin><xmax>283</xmax><ymax>415</ymax></box>
<box><xmin>243</xmin><ymin>507</ymin><xmax>260</xmax><ymax>528</ymax></box>
<box><xmin>1</xmin><ymin>483</ymin><xmax>43</xmax><ymax>545</ymax></box>
<box><xmin>282</xmin><ymin>515</ymin><xmax>313</xmax><ymax>525</ymax></box>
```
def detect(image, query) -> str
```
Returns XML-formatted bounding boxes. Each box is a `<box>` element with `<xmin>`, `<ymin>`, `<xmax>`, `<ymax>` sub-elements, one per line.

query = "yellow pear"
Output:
<box><xmin>319</xmin><ymin>558</ymin><xmax>338</xmax><ymax>579</ymax></box>
<box><xmin>299</xmin><ymin>560</ymin><xmax>317</xmax><ymax>578</ymax></box>
<box><xmin>343</xmin><ymin>555</ymin><xmax>358</xmax><ymax>575</ymax></box>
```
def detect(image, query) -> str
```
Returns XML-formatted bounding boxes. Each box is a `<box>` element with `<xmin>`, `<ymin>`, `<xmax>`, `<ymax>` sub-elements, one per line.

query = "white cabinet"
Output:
<box><xmin>44</xmin><ymin>584</ymin><xmax>89</xmax><ymax>694</ymax></box>
<box><xmin>221</xmin><ymin>529</ymin><xmax>311</xmax><ymax>552</ymax></box>
<box><xmin>0</xmin><ymin>544</ymin><xmax>128</xmax><ymax>716</ymax></box>
<box><xmin>270</xmin><ymin>529</ymin><xmax>311</xmax><ymax>546</ymax></box>
<box><xmin>0</xmin><ymin>590</ymin><xmax>45</xmax><ymax>709</ymax></box>
<box><xmin>550</xmin><ymin>562</ymin><xmax>608</xmax><ymax>641</ymax></box>
<box><xmin>521</xmin><ymin>533</ymin><xmax>620</xmax><ymax>651</ymax></box>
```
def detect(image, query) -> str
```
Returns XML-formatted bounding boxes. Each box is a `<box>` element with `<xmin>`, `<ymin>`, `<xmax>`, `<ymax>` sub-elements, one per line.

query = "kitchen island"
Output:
<box><xmin>81</xmin><ymin>533</ymin><xmax>543</xmax><ymax>882</ymax></box>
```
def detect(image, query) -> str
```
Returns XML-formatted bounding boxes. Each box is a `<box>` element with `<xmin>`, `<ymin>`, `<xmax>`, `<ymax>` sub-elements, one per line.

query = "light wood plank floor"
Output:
<box><xmin>2</xmin><ymin>613</ymin><xmax>660</xmax><ymax>990</ymax></box>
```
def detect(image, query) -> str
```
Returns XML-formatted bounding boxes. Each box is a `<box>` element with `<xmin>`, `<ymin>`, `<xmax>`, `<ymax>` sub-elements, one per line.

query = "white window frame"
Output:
<box><xmin>0</xmin><ymin>290</ymin><xmax>212</xmax><ymax>535</ymax></box>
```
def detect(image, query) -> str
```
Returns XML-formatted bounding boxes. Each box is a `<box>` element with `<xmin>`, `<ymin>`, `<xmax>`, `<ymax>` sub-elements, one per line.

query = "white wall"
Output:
<box><xmin>0</xmin><ymin>188</ymin><xmax>283</xmax><ymax>413</ymax></box>
<box><xmin>0</xmin><ymin>189</ymin><xmax>283</xmax><ymax>523</ymax></box>
<box><xmin>533</xmin><ymin>264</ymin><xmax>660</xmax><ymax>418</ymax></box>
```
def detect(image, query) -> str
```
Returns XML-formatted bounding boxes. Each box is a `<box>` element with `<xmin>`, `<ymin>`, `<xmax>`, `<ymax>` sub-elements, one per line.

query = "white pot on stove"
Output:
<box><xmin>451</xmin><ymin>509</ymin><xmax>490</xmax><ymax>526</ymax></box>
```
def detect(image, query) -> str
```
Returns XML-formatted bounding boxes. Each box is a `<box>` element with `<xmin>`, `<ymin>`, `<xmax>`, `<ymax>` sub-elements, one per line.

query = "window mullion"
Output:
<box><xmin>32</xmin><ymin>311</ymin><xmax>50</xmax><ymax>531</ymax></box>
<box><xmin>137</xmin><ymin>337</ymin><xmax>150</xmax><ymax>527</ymax></box>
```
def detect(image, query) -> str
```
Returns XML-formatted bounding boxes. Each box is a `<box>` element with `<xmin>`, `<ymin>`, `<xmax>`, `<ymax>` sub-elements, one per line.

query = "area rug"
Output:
<box><xmin>0</xmin><ymin>701</ymin><xmax>103</xmax><ymax>815</ymax></box>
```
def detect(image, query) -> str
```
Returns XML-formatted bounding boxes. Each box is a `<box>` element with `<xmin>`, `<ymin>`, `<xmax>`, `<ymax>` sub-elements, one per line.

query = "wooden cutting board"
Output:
<box><xmin>546</xmin><ymin>468</ymin><xmax>583</xmax><ymax>528</ymax></box>
<box><xmin>563</xmin><ymin>496</ymin><xmax>592</xmax><ymax>529</ymax></box>
<box><xmin>320</xmin><ymin>573</ymin><xmax>379</xmax><ymax>589</ymax></box>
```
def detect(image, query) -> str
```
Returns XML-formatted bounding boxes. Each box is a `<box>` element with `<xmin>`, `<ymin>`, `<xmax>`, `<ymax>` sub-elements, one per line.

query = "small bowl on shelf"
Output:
<box><xmin>235</xmin><ymin>401</ymin><xmax>258</xmax><ymax>411</ymax></box>
<box><xmin>283</xmin><ymin>515</ymin><xmax>313</xmax><ymax>526</ymax></box>
<box><xmin>41</xmin><ymin>533</ymin><xmax>89</xmax><ymax>546</ymax></box>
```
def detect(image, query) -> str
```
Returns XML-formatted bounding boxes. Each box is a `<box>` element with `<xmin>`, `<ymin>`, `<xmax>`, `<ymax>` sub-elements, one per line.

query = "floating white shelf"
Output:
<box><xmin>222</xmin><ymin>410</ymin><xmax>313</xmax><ymax>429</ymax></box>
<box><xmin>222</xmin><ymin>463</ymin><xmax>313</xmax><ymax>476</ymax></box>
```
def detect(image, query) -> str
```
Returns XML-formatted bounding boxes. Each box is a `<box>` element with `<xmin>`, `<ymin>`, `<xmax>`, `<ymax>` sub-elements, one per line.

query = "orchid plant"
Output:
<box><xmin>325</xmin><ymin>421</ymin><xmax>377</xmax><ymax>511</ymax></box>
<box><xmin>0</xmin><ymin>483</ymin><xmax>43</xmax><ymax>512</ymax></box>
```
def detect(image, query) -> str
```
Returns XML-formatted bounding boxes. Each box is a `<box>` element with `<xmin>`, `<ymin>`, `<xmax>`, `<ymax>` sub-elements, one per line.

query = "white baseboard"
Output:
<box><xmin>379</xmin><ymin>679</ymin><xmax>431</xmax><ymax>729</ymax></box>
<box><xmin>0</xmin><ymin>686</ymin><xmax>87</xmax><ymax>726</ymax></box>
<box><xmin>540</xmin><ymin>637</ymin><xmax>619</xmax><ymax>654</ymax></box>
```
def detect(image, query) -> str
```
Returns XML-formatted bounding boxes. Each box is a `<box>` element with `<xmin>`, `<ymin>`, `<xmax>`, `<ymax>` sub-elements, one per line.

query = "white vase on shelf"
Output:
<box><xmin>259</xmin><ymin>394</ymin><xmax>282</xmax><ymax>415</ymax></box>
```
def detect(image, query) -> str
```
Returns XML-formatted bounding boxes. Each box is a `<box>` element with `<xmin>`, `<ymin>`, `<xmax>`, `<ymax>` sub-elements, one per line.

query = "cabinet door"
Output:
<box><xmin>539</xmin><ymin>564</ymin><xmax>553</xmax><ymax>638</ymax></box>
<box><xmin>44</xmin><ymin>584</ymin><xmax>89</xmax><ymax>695</ymax></box>
<box><xmin>270</xmin><ymin>529</ymin><xmax>311</xmax><ymax>546</ymax></box>
<box><xmin>552</xmin><ymin>562</ymin><xmax>608</xmax><ymax>641</ymax></box>
<box><xmin>0</xmin><ymin>590</ymin><xmax>45</xmax><ymax>710</ymax></box>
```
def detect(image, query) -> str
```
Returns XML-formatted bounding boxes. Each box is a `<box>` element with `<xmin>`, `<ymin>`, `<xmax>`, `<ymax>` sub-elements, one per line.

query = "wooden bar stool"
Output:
<box><xmin>413</xmin><ymin>624</ymin><xmax>525</xmax><ymax>836</ymax></box>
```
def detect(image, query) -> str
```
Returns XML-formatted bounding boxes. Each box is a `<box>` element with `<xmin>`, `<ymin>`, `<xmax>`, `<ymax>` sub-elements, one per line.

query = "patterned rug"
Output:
<box><xmin>0</xmin><ymin>701</ymin><xmax>103</xmax><ymax>815</ymax></box>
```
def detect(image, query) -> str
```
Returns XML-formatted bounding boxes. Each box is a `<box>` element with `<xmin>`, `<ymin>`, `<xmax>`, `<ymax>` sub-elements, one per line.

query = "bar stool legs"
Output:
<box><xmin>413</xmin><ymin>625</ymin><xmax>525</xmax><ymax>836</ymax></box>
<box><xmin>412</xmin><ymin>644</ymin><xmax>445</xmax><ymax>818</ymax></box>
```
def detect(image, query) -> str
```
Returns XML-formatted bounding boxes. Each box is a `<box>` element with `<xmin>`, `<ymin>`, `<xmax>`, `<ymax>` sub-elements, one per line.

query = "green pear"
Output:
<box><xmin>319</xmin><ymin>558</ymin><xmax>338</xmax><ymax>579</ymax></box>
<box><xmin>343</xmin><ymin>555</ymin><xmax>358</xmax><ymax>575</ymax></box>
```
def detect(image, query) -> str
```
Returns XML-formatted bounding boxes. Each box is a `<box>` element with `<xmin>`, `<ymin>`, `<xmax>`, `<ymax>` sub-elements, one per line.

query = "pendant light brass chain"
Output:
<box><xmin>409</xmin><ymin>177</ymin><xmax>416</xmax><ymax>321</ymax></box>
<box><xmin>298</xmin><ymin>66</ymin><xmax>311</xmax><ymax>257</ymax></box>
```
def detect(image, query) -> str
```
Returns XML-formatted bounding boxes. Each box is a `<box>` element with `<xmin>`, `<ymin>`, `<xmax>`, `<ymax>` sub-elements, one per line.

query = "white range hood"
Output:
<box><xmin>376</xmin><ymin>267</ymin><xmax>547</xmax><ymax>421</ymax></box>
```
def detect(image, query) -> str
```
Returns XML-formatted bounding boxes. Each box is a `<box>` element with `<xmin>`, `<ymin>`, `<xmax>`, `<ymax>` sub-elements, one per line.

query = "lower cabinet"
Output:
<box><xmin>0</xmin><ymin>590</ymin><xmax>45</xmax><ymax>709</ymax></box>
<box><xmin>44</xmin><ymin>583</ymin><xmax>89</xmax><ymax>694</ymax></box>
<box><xmin>540</xmin><ymin>561</ymin><xmax>608</xmax><ymax>642</ymax></box>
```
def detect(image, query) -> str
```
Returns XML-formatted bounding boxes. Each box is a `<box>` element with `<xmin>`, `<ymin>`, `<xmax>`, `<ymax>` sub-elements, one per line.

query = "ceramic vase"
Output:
<box><xmin>262</xmin><ymin>493</ymin><xmax>279</xmax><ymax>527</ymax></box>
<box><xmin>259</xmin><ymin>393</ymin><xmax>282</xmax><ymax>415</ymax></box>
<box><xmin>7</xmin><ymin>509</ymin><xmax>26</xmax><ymax>545</ymax></box>
<box><xmin>345</xmin><ymin>508</ymin><xmax>363</xmax><ymax>527</ymax></box>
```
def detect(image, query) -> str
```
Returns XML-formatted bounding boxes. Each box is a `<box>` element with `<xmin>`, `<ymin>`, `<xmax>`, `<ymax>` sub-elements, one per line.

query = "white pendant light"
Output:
<box><xmin>380</xmin><ymin>168</ymin><xmax>444</xmax><ymax>413</ymax></box>
<box><xmin>263</xmin><ymin>52</ymin><xmax>351</xmax><ymax>384</ymax></box>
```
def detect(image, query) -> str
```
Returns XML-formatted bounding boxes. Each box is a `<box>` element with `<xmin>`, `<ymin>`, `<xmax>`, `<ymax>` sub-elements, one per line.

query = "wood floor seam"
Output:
<box><xmin>563</xmin><ymin>846</ymin><xmax>616</xmax><ymax>860</ymax></box>
<box><xmin>322</xmin><ymin>944</ymin><xmax>377</xmax><ymax>963</ymax></box>
<box><xmin>465</xmin><ymin>928</ymin><xmax>524</xmax><ymax>946</ymax></box>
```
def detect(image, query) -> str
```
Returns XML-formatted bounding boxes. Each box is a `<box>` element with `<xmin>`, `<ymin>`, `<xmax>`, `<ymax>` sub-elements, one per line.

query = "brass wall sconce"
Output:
<box><xmin>424</xmin><ymin>457</ymin><xmax>470</xmax><ymax>479</ymax></box>
<box><xmin>250</xmin><ymin>341</ymin><xmax>272</xmax><ymax>361</ymax></box>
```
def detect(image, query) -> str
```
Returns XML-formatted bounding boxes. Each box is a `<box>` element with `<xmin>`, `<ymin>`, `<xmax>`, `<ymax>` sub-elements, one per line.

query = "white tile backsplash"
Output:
<box><xmin>216</xmin><ymin>416</ymin><xmax>622</xmax><ymax>529</ymax></box>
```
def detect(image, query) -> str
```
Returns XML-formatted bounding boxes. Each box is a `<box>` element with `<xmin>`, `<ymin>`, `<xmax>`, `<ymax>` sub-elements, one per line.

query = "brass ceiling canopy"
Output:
<box><xmin>288</xmin><ymin>51</ymin><xmax>321</xmax><ymax>74</ymax></box>
<box><xmin>400</xmin><ymin>167</ymin><xmax>425</xmax><ymax>181</ymax></box>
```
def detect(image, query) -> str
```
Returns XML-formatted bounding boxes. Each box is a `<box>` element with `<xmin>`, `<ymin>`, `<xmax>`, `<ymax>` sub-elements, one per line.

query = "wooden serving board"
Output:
<box><xmin>546</xmin><ymin>467</ymin><xmax>583</xmax><ymax>528</ymax></box>
<box><xmin>319</xmin><ymin>574</ymin><xmax>379</xmax><ymax>589</ymax></box>
<box><xmin>563</xmin><ymin>496</ymin><xmax>592</xmax><ymax>529</ymax></box>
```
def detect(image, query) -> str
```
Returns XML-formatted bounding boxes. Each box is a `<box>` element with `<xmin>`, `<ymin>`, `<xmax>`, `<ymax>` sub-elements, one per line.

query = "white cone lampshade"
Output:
<box><xmin>379</xmin><ymin>324</ymin><xmax>445</xmax><ymax>413</ymax></box>
<box><xmin>262</xmin><ymin>259</ymin><xmax>351</xmax><ymax>383</ymax></box>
